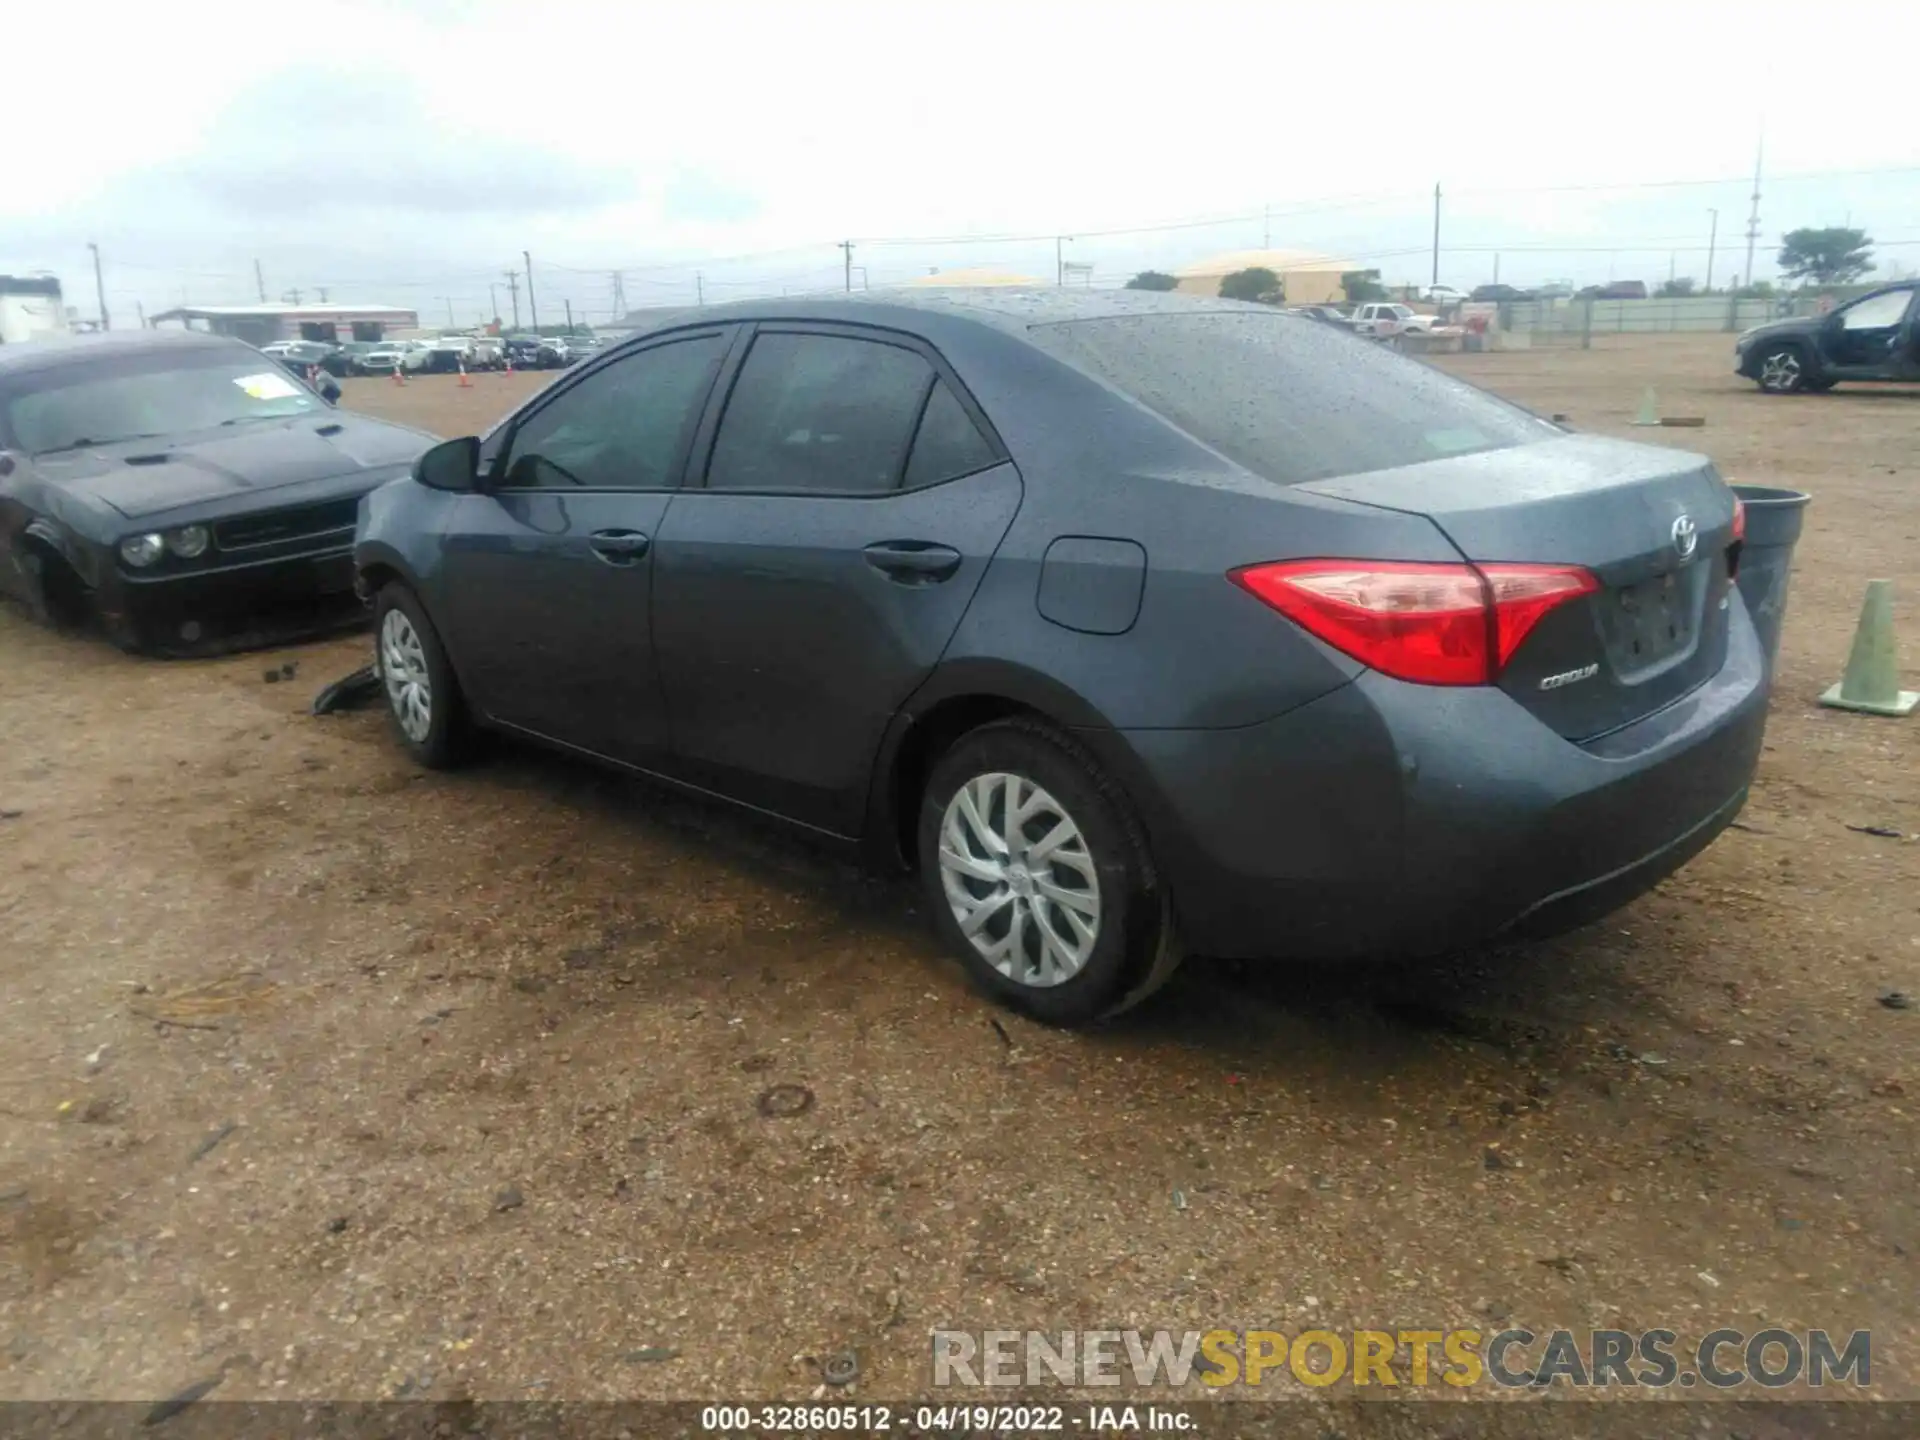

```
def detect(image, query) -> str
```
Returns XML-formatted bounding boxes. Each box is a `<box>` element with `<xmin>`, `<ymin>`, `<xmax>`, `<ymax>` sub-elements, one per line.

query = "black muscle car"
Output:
<box><xmin>0</xmin><ymin>330</ymin><xmax>435</xmax><ymax>655</ymax></box>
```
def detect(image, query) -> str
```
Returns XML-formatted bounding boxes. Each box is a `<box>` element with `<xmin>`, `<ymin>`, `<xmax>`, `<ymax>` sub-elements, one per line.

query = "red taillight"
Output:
<box><xmin>1731</xmin><ymin>499</ymin><xmax>1747</xmax><ymax>543</ymax></box>
<box><xmin>1230</xmin><ymin>559</ymin><xmax>1599</xmax><ymax>686</ymax></box>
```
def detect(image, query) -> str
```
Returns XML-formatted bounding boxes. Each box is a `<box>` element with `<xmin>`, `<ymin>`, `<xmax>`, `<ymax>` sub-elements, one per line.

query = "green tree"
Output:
<box><xmin>1125</xmin><ymin>270</ymin><xmax>1179</xmax><ymax>291</ymax></box>
<box><xmin>1655</xmin><ymin>277</ymin><xmax>1696</xmax><ymax>298</ymax></box>
<box><xmin>1778</xmin><ymin>227</ymin><xmax>1874</xmax><ymax>286</ymax></box>
<box><xmin>1733</xmin><ymin>280</ymin><xmax>1776</xmax><ymax>299</ymax></box>
<box><xmin>1341</xmin><ymin>269</ymin><xmax>1388</xmax><ymax>303</ymax></box>
<box><xmin>1219</xmin><ymin>266</ymin><xmax>1282</xmax><ymax>303</ymax></box>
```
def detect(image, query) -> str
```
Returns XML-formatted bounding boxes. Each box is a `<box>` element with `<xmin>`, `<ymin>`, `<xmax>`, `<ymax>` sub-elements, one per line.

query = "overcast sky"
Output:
<box><xmin>6</xmin><ymin>0</ymin><xmax>1919</xmax><ymax>327</ymax></box>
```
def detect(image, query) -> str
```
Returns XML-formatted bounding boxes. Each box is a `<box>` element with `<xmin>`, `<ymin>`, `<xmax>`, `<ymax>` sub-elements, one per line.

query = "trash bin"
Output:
<box><xmin>1730</xmin><ymin>484</ymin><xmax>1811</xmax><ymax>675</ymax></box>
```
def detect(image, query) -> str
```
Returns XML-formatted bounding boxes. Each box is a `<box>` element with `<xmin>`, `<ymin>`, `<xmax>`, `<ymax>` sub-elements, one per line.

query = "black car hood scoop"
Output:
<box><xmin>39</xmin><ymin>416</ymin><xmax>430</xmax><ymax>519</ymax></box>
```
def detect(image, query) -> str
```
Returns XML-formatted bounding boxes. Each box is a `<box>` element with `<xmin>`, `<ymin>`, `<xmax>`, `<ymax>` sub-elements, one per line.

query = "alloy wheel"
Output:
<box><xmin>1759</xmin><ymin>350</ymin><xmax>1802</xmax><ymax>392</ymax></box>
<box><xmin>380</xmin><ymin>608</ymin><xmax>433</xmax><ymax>744</ymax></box>
<box><xmin>938</xmin><ymin>772</ymin><xmax>1101</xmax><ymax>988</ymax></box>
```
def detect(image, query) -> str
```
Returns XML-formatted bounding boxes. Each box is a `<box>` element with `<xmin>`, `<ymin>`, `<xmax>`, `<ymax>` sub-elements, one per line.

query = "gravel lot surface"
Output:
<box><xmin>1</xmin><ymin>336</ymin><xmax>1915</xmax><ymax>1415</ymax></box>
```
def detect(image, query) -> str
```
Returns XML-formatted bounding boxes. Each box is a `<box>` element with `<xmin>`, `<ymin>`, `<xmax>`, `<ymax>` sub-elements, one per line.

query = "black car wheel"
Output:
<box><xmin>917</xmin><ymin>718</ymin><xmax>1182</xmax><ymax>1026</ymax></box>
<box><xmin>374</xmin><ymin>583</ymin><xmax>475</xmax><ymax>769</ymax></box>
<box><xmin>1755</xmin><ymin>344</ymin><xmax>1809</xmax><ymax>394</ymax></box>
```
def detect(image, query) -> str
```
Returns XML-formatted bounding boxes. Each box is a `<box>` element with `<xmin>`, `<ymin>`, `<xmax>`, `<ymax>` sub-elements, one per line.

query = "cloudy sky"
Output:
<box><xmin>6</xmin><ymin>0</ymin><xmax>1918</xmax><ymax>328</ymax></box>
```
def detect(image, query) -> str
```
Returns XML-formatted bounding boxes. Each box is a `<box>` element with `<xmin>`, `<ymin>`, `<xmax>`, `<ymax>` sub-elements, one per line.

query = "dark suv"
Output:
<box><xmin>1735</xmin><ymin>282</ymin><xmax>1920</xmax><ymax>393</ymax></box>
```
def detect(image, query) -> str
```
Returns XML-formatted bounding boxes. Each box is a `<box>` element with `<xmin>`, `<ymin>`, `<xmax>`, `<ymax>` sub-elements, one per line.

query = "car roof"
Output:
<box><xmin>0</xmin><ymin>328</ymin><xmax>249</xmax><ymax>378</ymax></box>
<box><xmin>627</xmin><ymin>287</ymin><xmax>1273</xmax><ymax>351</ymax></box>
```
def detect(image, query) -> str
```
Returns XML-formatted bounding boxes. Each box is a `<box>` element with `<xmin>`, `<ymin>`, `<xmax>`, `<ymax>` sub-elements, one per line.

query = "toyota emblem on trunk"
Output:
<box><xmin>1671</xmin><ymin>514</ymin><xmax>1698</xmax><ymax>561</ymax></box>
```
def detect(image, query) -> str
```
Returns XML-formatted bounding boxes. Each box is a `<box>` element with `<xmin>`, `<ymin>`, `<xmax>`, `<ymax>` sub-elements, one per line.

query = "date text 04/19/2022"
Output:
<box><xmin>699</xmin><ymin>1403</ymin><xmax>1197</xmax><ymax>1432</ymax></box>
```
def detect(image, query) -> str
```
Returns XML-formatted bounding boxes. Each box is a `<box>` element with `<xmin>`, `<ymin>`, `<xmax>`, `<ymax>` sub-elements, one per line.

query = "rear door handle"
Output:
<box><xmin>863</xmin><ymin>541</ymin><xmax>962</xmax><ymax>584</ymax></box>
<box><xmin>588</xmin><ymin>529</ymin><xmax>651</xmax><ymax>563</ymax></box>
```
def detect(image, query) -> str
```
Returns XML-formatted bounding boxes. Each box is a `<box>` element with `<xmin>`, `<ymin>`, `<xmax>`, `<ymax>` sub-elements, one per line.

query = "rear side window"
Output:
<box><xmin>904</xmin><ymin>379</ymin><xmax>997</xmax><ymax>487</ymax></box>
<box><xmin>1024</xmin><ymin>312</ymin><xmax>1553</xmax><ymax>486</ymax></box>
<box><xmin>707</xmin><ymin>332</ymin><xmax>932</xmax><ymax>493</ymax></box>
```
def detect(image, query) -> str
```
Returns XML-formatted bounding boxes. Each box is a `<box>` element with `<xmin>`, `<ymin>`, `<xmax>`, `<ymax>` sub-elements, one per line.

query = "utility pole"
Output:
<box><xmin>136</xmin><ymin>301</ymin><xmax>147</xmax><ymax>329</ymax></box>
<box><xmin>444</xmin><ymin>297</ymin><xmax>455</xmax><ymax>327</ymax></box>
<box><xmin>1742</xmin><ymin>132</ymin><xmax>1764</xmax><ymax>290</ymax></box>
<box><xmin>609</xmin><ymin>270</ymin><xmax>627</xmax><ymax>318</ymax></box>
<box><xmin>524</xmin><ymin>251</ymin><xmax>539</xmax><ymax>334</ymax></box>
<box><xmin>695</xmin><ymin>271</ymin><xmax>705</xmax><ymax>305</ymax></box>
<box><xmin>490</xmin><ymin>283</ymin><xmax>499</xmax><ymax>323</ymax></box>
<box><xmin>254</xmin><ymin>259</ymin><xmax>267</xmax><ymax>302</ymax></box>
<box><xmin>1706</xmin><ymin>209</ymin><xmax>1719</xmax><ymax>292</ymax></box>
<box><xmin>1431</xmin><ymin>183</ymin><xmax>1442</xmax><ymax>289</ymax></box>
<box><xmin>839</xmin><ymin>240</ymin><xmax>854</xmax><ymax>293</ymax></box>
<box><xmin>503</xmin><ymin>270</ymin><xmax>522</xmax><ymax>328</ymax></box>
<box><xmin>87</xmin><ymin>242</ymin><xmax>109</xmax><ymax>331</ymax></box>
<box><xmin>1056</xmin><ymin>236</ymin><xmax>1074</xmax><ymax>286</ymax></box>
<box><xmin>564</xmin><ymin>299</ymin><xmax>574</xmax><ymax>334</ymax></box>
<box><xmin>316</xmin><ymin>287</ymin><xmax>329</xmax><ymax>303</ymax></box>
<box><xmin>282</xmin><ymin>288</ymin><xmax>303</xmax><ymax>306</ymax></box>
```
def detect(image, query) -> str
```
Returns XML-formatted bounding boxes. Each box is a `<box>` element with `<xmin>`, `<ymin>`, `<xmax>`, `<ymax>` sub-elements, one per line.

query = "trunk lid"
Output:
<box><xmin>1299</xmin><ymin>434</ymin><xmax>1739</xmax><ymax>740</ymax></box>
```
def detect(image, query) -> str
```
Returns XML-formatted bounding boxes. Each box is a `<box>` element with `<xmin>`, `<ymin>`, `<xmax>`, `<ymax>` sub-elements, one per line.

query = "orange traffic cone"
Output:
<box><xmin>391</xmin><ymin>364</ymin><xmax>405</xmax><ymax>387</ymax></box>
<box><xmin>458</xmin><ymin>360</ymin><xmax>472</xmax><ymax>388</ymax></box>
<box><xmin>503</xmin><ymin>356</ymin><xmax>514</xmax><ymax>376</ymax></box>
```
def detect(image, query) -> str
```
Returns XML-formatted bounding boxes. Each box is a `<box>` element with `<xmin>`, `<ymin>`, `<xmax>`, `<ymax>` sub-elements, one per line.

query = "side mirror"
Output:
<box><xmin>414</xmin><ymin>436</ymin><xmax>482</xmax><ymax>493</ymax></box>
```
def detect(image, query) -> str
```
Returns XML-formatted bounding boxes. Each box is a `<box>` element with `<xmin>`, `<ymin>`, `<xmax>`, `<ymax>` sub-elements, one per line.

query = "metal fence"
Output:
<box><xmin>1492</xmin><ymin>294</ymin><xmax>1821</xmax><ymax>347</ymax></box>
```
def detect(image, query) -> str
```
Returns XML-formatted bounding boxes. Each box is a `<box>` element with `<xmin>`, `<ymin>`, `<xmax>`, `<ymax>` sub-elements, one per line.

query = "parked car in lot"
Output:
<box><xmin>1580</xmin><ymin>281</ymin><xmax>1649</xmax><ymax>301</ymax></box>
<box><xmin>354</xmin><ymin>290</ymin><xmax>1765</xmax><ymax>1026</ymax></box>
<box><xmin>277</xmin><ymin>339</ymin><xmax>351</xmax><ymax>377</ymax></box>
<box><xmin>502</xmin><ymin>337</ymin><xmax>548</xmax><ymax>371</ymax></box>
<box><xmin>1470</xmin><ymin>284</ymin><xmax>1533</xmax><ymax>304</ymax></box>
<box><xmin>1424</xmin><ymin>285</ymin><xmax>1469</xmax><ymax>305</ymax></box>
<box><xmin>351</xmin><ymin>340</ymin><xmax>411</xmax><ymax>376</ymax></box>
<box><xmin>1285</xmin><ymin>305</ymin><xmax>1349</xmax><ymax>326</ymax></box>
<box><xmin>1</xmin><ymin>330</ymin><xmax>433</xmax><ymax>654</ymax></box>
<box><xmin>1348</xmin><ymin>302</ymin><xmax>1437</xmax><ymax>338</ymax></box>
<box><xmin>1735</xmin><ymin>281</ymin><xmax>1920</xmax><ymax>393</ymax></box>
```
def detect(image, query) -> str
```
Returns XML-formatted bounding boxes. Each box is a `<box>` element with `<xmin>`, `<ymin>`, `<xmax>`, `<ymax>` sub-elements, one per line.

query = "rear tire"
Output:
<box><xmin>1755</xmin><ymin>344</ymin><xmax>1810</xmax><ymax>394</ymax></box>
<box><xmin>373</xmin><ymin>583</ymin><xmax>474</xmax><ymax>770</ymax></box>
<box><xmin>917</xmin><ymin>719</ymin><xmax>1181</xmax><ymax>1026</ymax></box>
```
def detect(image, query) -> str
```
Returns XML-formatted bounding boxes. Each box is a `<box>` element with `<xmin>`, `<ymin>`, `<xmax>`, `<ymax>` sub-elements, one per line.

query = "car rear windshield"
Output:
<box><xmin>4</xmin><ymin>349</ymin><xmax>325</xmax><ymax>453</ymax></box>
<box><xmin>1024</xmin><ymin>311</ymin><xmax>1551</xmax><ymax>486</ymax></box>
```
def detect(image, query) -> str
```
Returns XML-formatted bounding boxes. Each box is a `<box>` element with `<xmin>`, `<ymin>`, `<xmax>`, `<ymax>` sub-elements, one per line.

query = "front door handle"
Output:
<box><xmin>588</xmin><ymin>529</ymin><xmax>650</xmax><ymax>564</ymax></box>
<box><xmin>863</xmin><ymin>541</ymin><xmax>962</xmax><ymax>584</ymax></box>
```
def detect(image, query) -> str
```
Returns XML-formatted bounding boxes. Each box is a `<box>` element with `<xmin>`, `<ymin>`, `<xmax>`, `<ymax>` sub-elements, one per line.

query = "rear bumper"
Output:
<box><xmin>1097</xmin><ymin>598</ymin><xmax>1770</xmax><ymax>961</ymax></box>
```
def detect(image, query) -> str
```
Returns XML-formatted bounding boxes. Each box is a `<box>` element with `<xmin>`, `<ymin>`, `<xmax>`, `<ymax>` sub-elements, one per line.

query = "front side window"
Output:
<box><xmin>706</xmin><ymin>332</ymin><xmax>933</xmax><ymax>494</ymax></box>
<box><xmin>499</xmin><ymin>334</ymin><xmax>724</xmax><ymax>490</ymax></box>
<box><xmin>1839</xmin><ymin>289</ymin><xmax>1914</xmax><ymax>331</ymax></box>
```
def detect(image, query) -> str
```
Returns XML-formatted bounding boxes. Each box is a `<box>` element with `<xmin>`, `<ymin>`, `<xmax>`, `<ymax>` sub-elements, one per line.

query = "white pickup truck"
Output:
<box><xmin>1348</xmin><ymin>303</ymin><xmax>1438</xmax><ymax>339</ymax></box>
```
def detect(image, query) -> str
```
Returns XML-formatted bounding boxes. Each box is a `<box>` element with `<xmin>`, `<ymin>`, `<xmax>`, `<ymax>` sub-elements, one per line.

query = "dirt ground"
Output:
<box><xmin>1</xmin><ymin>337</ymin><xmax>1916</xmax><ymax>1415</ymax></box>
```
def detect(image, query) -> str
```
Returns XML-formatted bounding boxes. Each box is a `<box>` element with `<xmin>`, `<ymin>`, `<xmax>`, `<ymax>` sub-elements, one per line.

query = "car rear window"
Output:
<box><xmin>1026</xmin><ymin>311</ymin><xmax>1552</xmax><ymax>486</ymax></box>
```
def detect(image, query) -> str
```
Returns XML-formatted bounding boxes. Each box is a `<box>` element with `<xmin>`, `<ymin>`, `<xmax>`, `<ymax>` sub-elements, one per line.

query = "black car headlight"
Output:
<box><xmin>119</xmin><ymin>533</ymin><xmax>166</xmax><ymax>568</ymax></box>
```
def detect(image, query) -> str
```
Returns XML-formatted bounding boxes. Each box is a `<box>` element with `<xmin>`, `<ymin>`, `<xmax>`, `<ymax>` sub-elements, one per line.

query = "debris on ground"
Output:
<box><xmin>821</xmin><ymin>1352</ymin><xmax>860</xmax><ymax>1387</ymax></box>
<box><xmin>756</xmin><ymin>1084</ymin><xmax>815</xmax><ymax>1118</ymax></box>
<box><xmin>493</xmin><ymin>1186</ymin><xmax>525</xmax><ymax>1212</ymax></box>
<box><xmin>310</xmin><ymin>664</ymin><xmax>382</xmax><ymax>716</ymax></box>
<box><xmin>1881</xmin><ymin>992</ymin><xmax>1912</xmax><ymax>1011</ymax></box>
<box><xmin>188</xmin><ymin>1122</ymin><xmax>237</xmax><ymax>1164</ymax></box>
<box><xmin>1847</xmin><ymin>824</ymin><xmax>1905</xmax><ymax>840</ymax></box>
<box><xmin>142</xmin><ymin>1371</ymin><xmax>225</xmax><ymax>1426</ymax></box>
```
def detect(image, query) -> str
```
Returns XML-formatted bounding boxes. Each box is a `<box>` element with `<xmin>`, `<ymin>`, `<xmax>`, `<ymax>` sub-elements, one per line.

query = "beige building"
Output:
<box><xmin>1175</xmin><ymin>249</ymin><xmax>1354</xmax><ymax>305</ymax></box>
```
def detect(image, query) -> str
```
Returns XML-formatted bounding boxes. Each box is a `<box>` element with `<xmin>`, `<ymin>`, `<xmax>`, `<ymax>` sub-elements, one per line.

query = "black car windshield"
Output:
<box><xmin>1024</xmin><ymin>310</ymin><xmax>1553</xmax><ymax>486</ymax></box>
<box><xmin>6</xmin><ymin>350</ymin><xmax>325</xmax><ymax>454</ymax></box>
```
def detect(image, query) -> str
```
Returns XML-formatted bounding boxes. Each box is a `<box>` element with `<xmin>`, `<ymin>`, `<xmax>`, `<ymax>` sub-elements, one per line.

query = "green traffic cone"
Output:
<box><xmin>1819</xmin><ymin>579</ymin><xmax>1918</xmax><ymax>717</ymax></box>
<box><xmin>1631</xmin><ymin>388</ymin><xmax>1660</xmax><ymax>426</ymax></box>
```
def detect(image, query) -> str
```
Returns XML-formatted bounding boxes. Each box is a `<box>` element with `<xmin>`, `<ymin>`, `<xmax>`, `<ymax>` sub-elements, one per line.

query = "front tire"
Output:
<box><xmin>374</xmin><ymin>583</ymin><xmax>473</xmax><ymax>769</ymax></box>
<box><xmin>917</xmin><ymin>719</ymin><xmax>1181</xmax><ymax>1026</ymax></box>
<box><xmin>1755</xmin><ymin>344</ymin><xmax>1810</xmax><ymax>394</ymax></box>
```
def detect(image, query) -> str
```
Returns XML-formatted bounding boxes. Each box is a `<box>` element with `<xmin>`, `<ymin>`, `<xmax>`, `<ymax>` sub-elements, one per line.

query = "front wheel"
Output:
<box><xmin>1755</xmin><ymin>345</ymin><xmax>1810</xmax><ymax>394</ymax></box>
<box><xmin>373</xmin><ymin>583</ymin><xmax>475</xmax><ymax>769</ymax></box>
<box><xmin>917</xmin><ymin>719</ymin><xmax>1181</xmax><ymax>1026</ymax></box>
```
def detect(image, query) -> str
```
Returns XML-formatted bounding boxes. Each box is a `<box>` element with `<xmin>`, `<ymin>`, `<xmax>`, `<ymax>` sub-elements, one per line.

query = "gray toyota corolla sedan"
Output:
<box><xmin>353</xmin><ymin>289</ymin><xmax>1767</xmax><ymax>1025</ymax></box>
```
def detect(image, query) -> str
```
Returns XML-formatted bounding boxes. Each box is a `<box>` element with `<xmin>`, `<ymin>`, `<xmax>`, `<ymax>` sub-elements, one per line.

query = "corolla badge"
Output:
<box><xmin>1671</xmin><ymin>514</ymin><xmax>1699</xmax><ymax>561</ymax></box>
